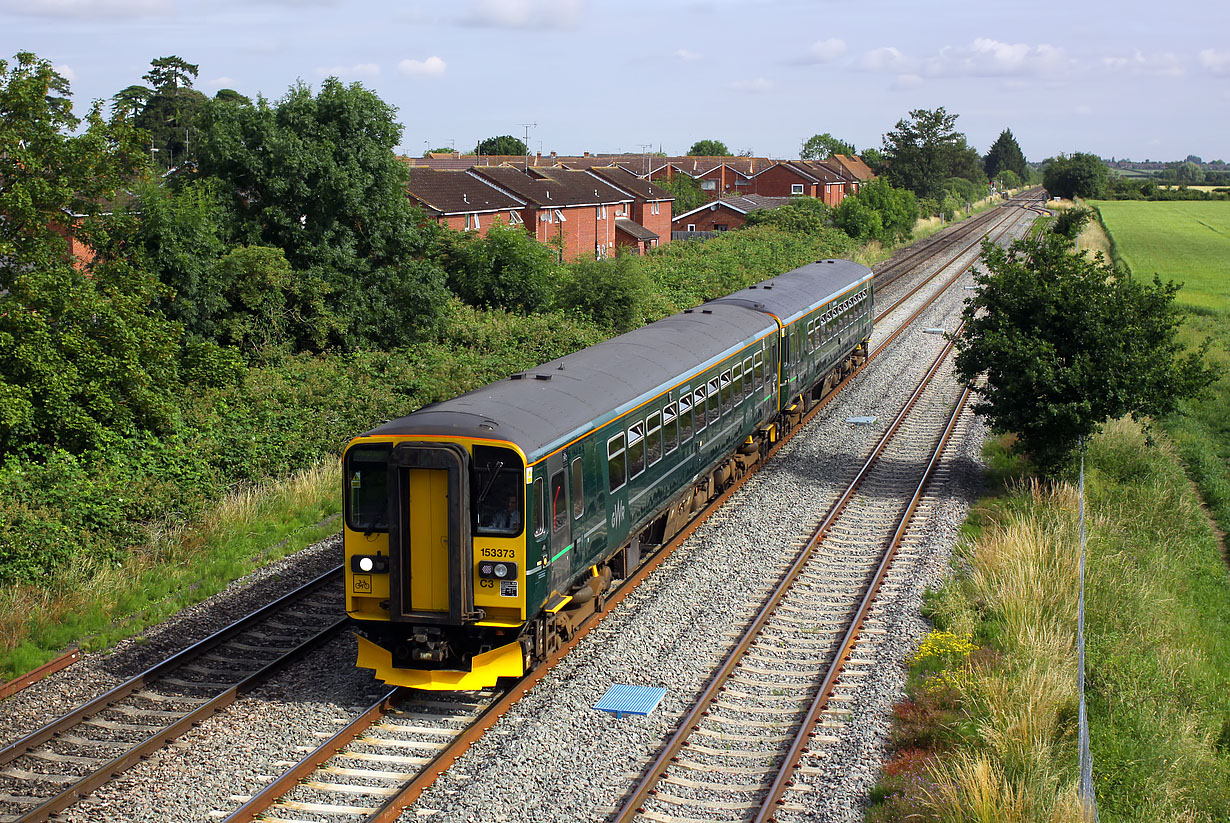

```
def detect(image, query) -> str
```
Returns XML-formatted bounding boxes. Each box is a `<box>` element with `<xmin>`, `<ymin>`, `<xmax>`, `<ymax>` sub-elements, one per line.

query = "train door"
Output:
<box><xmin>387</xmin><ymin>442</ymin><xmax>474</xmax><ymax>625</ymax></box>
<box><xmin>543</xmin><ymin>452</ymin><xmax>572</xmax><ymax>594</ymax></box>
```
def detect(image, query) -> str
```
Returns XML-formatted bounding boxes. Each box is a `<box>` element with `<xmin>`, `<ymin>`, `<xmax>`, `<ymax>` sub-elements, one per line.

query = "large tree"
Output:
<box><xmin>954</xmin><ymin>232</ymin><xmax>1214</xmax><ymax>474</ymax></box>
<box><xmin>687</xmin><ymin>139</ymin><xmax>731</xmax><ymax>156</ymax></box>
<box><xmin>119</xmin><ymin>56</ymin><xmax>208</xmax><ymax>166</ymax></box>
<box><xmin>474</xmin><ymin>134</ymin><xmax>527</xmax><ymax>156</ymax></box>
<box><xmin>983</xmin><ymin>128</ymin><xmax>1027</xmax><ymax>181</ymax></box>
<box><xmin>800</xmin><ymin>132</ymin><xmax>855</xmax><ymax>160</ymax></box>
<box><xmin>882</xmin><ymin>107</ymin><xmax>966</xmax><ymax>200</ymax></box>
<box><xmin>192</xmin><ymin>77</ymin><xmax>449</xmax><ymax>349</ymax></box>
<box><xmin>1042</xmin><ymin>153</ymin><xmax>1108</xmax><ymax>199</ymax></box>
<box><xmin>0</xmin><ymin>52</ymin><xmax>190</xmax><ymax>456</ymax></box>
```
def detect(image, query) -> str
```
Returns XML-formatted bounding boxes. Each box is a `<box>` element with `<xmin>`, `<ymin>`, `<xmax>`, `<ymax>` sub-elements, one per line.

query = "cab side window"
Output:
<box><xmin>533</xmin><ymin>477</ymin><xmax>546</xmax><ymax>536</ymax></box>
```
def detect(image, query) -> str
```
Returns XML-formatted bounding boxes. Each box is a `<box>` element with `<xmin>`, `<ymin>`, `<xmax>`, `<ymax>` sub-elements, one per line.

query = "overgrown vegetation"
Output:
<box><xmin>868</xmin><ymin>423</ymin><xmax>1230</xmax><ymax>822</ymax></box>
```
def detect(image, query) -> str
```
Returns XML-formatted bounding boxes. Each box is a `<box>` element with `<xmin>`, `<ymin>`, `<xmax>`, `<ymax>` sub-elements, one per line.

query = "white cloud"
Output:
<box><xmin>460</xmin><ymin>0</ymin><xmax>582</xmax><ymax>30</ymax></box>
<box><xmin>314</xmin><ymin>63</ymin><xmax>381</xmax><ymax>78</ymax></box>
<box><xmin>923</xmin><ymin>38</ymin><xmax>1069</xmax><ymax>78</ymax></box>
<box><xmin>398</xmin><ymin>57</ymin><xmax>447</xmax><ymax>77</ymax></box>
<box><xmin>859</xmin><ymin>47</ymin><xmax>912</xmax><ymax>73</ymax></box>
<box><xmin>1102</xmin><ymin>50</ymin><xmax>1184</xmax><ymax>78</ymax></box>
<box><xmin>675</xmin><ymin>48</ymin><xmax>702</xmax><ymax>62</ymax></box>
<box><xmin>54</xmin><ymin>63</ymin><xmax>77</xmax><ymax>82</ymax></box>
<box><xmin>892</xmin><ymin>73</ymin><xmax>923</xmax><ymax>90</ymax></box>
<box><xmin>807</xmin><ymin>38</ymin><xmax>847</xmax><ymax>63</ymax></box>
<box><xmin>0</xmin><ymin>0</ymin><xmax>170</xmax><ymax>17</ymax></box>
<box><xmin>729</xmin><ymin>77</ymin><xmax>773</xmax><ymax>93</ymax></box>
<box><xmin>1199</xmin><ymin>48</ymin><xmax>1230</xmax><ymax>75</ymax></box>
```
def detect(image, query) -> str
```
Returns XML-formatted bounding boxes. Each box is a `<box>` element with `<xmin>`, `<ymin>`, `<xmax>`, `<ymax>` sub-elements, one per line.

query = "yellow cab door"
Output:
<box><xmin>388</xmin><ymin>442</ymin><xmax>474</xmax><ymax>625</ymax></box>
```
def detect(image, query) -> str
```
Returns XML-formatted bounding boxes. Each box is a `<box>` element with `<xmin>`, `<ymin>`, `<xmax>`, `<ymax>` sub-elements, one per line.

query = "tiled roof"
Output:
<box><xmin>614</xmin><ymin>217</ymin><xmax>659</xmax><ymax>241</ymax></box>
<box><xmin>817</xmin><ymin>158</ymin><xmax>858</xmax><ymax>182</ymax></box>
<box><xmin>672</xmin><ymin>194</ymin><xmax>794</xmax><ymax>222</ymax></box>
<box><xmin>831</xmin><ymin>154</ymin><xmax>876</xmax><ymax>181</ymax></box>
<box><xmin>585</xmin><ymin>166</ymin><xmax>674</xmax><ymax>201</ymax></box>
<box><xmin>470</xmin><ymin>167</ymin><xmax>632</xmax><ymax>207</ymax></box>
<box><xmin>788</xmin><ymin>160</ymin><xmax>846</xmax><ymax>183</ymax></box>
<box><xmin>404</xmin><ymin>168</ymin><xmax>525</xmax><ymax>214</ymax></box>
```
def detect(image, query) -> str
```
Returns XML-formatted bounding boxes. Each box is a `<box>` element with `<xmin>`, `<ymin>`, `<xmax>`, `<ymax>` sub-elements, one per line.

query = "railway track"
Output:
<box><xmin>0</xmin><ymin>569</ymin><xmax>347</xmax><ymax>823</ymax></box>
<box><xmin>611</xmin><ymin>328</ymin><xmax>972</xmax><ymax>823</ymax></box>
<box><xmin>210</xmin><ymin>201</ymin><xmax>1037</xmax><ymax>823</ymax></box>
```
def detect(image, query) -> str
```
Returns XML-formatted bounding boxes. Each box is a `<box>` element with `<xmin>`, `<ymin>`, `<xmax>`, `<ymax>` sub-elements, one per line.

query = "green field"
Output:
<box><xmin>1093</xmin><ymin>200</ymin><xmax>1230</xmax><ymax>312</ymax></box>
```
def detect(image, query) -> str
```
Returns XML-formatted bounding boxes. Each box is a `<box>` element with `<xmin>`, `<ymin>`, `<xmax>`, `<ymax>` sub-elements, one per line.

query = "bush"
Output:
<box><xmin>743</xmin><ymin>197</ymin><xmax>829</xmax><ymax>235</ymax></box>
<box><xmin>555</xmin><ymin>254</ymin><xmax>653</xmax><ymax>332</ymax></box>
<box><xmin>436</xmin><ymin>222</ymin><xmax>559</xmax><ymax>314</ymax></box>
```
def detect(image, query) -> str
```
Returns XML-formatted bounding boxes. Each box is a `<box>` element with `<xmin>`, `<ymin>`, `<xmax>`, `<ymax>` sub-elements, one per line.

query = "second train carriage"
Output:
<box><xmin>343</xmin><ymin>259</ymin><xmax>874</xmax><ymax>689</ymax></box>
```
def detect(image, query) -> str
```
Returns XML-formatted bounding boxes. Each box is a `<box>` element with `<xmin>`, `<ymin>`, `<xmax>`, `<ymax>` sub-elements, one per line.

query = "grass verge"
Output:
<box><xmin>0</xmin><ymin>460</ymin><xmax>339</xmax><ymax>680</ymax></box>
<box><xmin>868</xmin><ymin>421</ymin><xmax>1230</xmax><ymax>822</ymax></box>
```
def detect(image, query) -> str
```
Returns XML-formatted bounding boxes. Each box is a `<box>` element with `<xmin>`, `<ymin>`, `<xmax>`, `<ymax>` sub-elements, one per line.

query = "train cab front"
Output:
<box><xmin>343</xmin><ymin>439</ymin><xmax>530</xmax><ymax>690</ymax></box>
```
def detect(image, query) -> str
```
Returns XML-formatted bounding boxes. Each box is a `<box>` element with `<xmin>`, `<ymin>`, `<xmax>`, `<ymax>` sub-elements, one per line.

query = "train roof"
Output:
<box><xmin>362</xmin><ymin>303</ymin><xmax>776</xmax><ymax>464</ymax></box>
<box><xmin>360</xmin><ymin>258</ymin><xmax>873</xmax><ymax>465</ymax></box>
<box><xmin>705</xmin><ymin>258</ymin><xmax>873</xmax><ymax>325</ymax></box>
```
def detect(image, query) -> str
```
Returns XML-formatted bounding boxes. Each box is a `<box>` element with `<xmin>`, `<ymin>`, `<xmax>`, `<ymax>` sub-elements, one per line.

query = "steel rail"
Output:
<box><xmin>0</xmin><ymin>649</ymin><xmax>81</xmax><ymax>702</ymax></box>
<box><xmin>612</xmin><ymin>315</ymin><xmax>966</xmax><ymax>823</ymax></box>
<box><xmin>752</xmin><ymin>341</ymin><xmax>972</xmax><ymax>822</ymax></box>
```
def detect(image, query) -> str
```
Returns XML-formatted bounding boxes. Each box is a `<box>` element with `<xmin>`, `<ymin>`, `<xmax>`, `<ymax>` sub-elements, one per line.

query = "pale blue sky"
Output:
<box><xmin>5</xmin><ymin>0</ymin><xmax>1228</xmax><ymax>162</ymax></box>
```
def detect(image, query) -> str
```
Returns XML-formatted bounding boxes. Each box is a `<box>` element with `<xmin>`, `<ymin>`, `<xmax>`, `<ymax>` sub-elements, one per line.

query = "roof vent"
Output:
<box><xmin>511</xmin><ymin>373</ymin><xmax>526</xmax><ymax>380</ymax></box>
<box><xmin>683</xmin><ymin>309</ymin><xmax>694</xmax><ymax>314</ymax></box>
<box><xmin>763</xmin><ymin>284</ymin><xmax>774</xmax><ymax>290</ymax></box>
<box><xmin>546</xmin><ymin>189</ymin><xmax>552</xmax><ymax>200</ymax></box>
<box><xmin>701</xmin><ymin>309</ymin><xmax>712</xmax><ymax>314</ymax></box>
<box><xmin>749</xmin><ymin>285</ymin><xmax>758</xmax><ymax>289</ymax></box>
<box><xmin>534</xmin><ymin>374</ymin><xmax>552</xmax><ymax>381</ymax></box>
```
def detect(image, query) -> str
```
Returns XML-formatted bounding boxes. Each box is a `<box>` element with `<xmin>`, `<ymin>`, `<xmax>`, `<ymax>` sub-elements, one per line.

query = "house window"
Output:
<box><xmin>791</xmin><ymin>183</ymin><xmax>804</xmax><ymax>195</ymax></box>
<box><xmin>554</xmin><ymin>209</ymin><xmax>566</xmax><ymax>222</ymax></box>
<box><xmin>465</xmin><ymin>212</ymin><xmax>481</xmax><ymax>230</ymax></box>
<box><xmin>701</xmin><ymin>180</ymin><xmax>717</xmax><ymax>191</ymax></box>
<box><xmin>686</xmin><ymin>223</ymin><xmax>696</xmax><ymax>231</ymax></box>
<box><xmin>509</xmin><ymin>210</ymin><xmax>523</xmax><ymax>225</ymax></box>
<box><xmin>598</xmin><ymin>204</ymin><xmax>606</xmax><ymax>219</ymax></box>
<box><xmin>651</xmin><ymin>201</ymin><xmax>660</xmax><ymax>215</ymax></box>
<box><xmin>714</xmin><ymin>224</ymin><xmax>728</xmax><ymax>231</ymax></box>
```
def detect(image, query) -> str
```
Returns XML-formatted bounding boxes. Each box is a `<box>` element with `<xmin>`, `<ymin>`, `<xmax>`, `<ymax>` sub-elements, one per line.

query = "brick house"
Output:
<box><xmin>404</xmin><ymin>168</ymin><xmax>527</xmax><ymax>235</ymax></box>
<box><xmin>583</xmin><ymin>166</ymin><xmax>674</xmax><ymax>254</ymax></box>
<box><xmin>671</xmin><ymin>194</ymin><xmax>793</xmax><ymax>233</ymax></box>
<box><xmin>470</xmin><ymin>167</ymin><xmax>633</xmax><ymax>261</ymax></box>
<box><xmin>783</xmin><ymin>161</ymin><xmax>850</xmax><ymax>206</ymax></box>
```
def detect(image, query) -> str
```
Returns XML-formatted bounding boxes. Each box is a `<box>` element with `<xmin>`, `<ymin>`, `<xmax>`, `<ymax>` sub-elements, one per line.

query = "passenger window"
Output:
<box><xmin>571</xmin><ymin>458</ymin><xmax>584</xmax><ymax>519</ymax></box>
<box><xmin>754</xmin><ymin>352</ymin><xmax>764</xmax><ymax>388</ymax></box>
<box><xmin>732</xmin><ymin>363</ymin><xmax>742</xmax><ymax>400</ymax></box>
<box><xmin>647</xmin><ymin>412</ymin><xmax>663</xmax><ymax>465</ymax></box>
<box><xmin>679</xmin><ymin>394</ymin><xmax>694</xmax><ymax>441</ymax></box>
<box><xmin>550</xmin><ymin>470</ymin><xmax>566</xmax><ymax>532</ymax></box>
<box><xmin>743</xmin><ymin>358</ymin><xmax>753</xmax><ymax>395</ymax></box>
<box><xmin>608</xmin><ymin>434</ymin><xmax>626</xmax><ymax>492</ymax></box>
<box><xmin>533</xmin><ymin>477</ymin><xmax>546</xmax><ymax>536</ymax></box>
<box><xmin>628</xmin><ymin>422</ymin><xmax>646</xmax><ymax>478</ymax></box>
<box><xmin>694</xmin><ymin>385</ymin><xmax>707</xmax><ymax>432</ymax></box>
<box><xmin>663</xmin><ymin>403</ymin><xmax>678</xmax><ymax>453</ymax></box>
<box><xmin>708</xmin><ymin>378</ymin><xmax>720</xmax><ymax>424</ymax></box>
<box><xmin>720</xmin><ymin>372</ymin><xmax>732</xmax><ymax>414</ymax></box>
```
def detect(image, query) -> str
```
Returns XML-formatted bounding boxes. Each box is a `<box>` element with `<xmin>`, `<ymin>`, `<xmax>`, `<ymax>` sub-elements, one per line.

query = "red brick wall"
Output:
<box><xmin>751</xmin><ymin>166</ymin><xmax>816</xmax><ymax>198</ymax></box>
<box><xmin>673</xmin><ymin>203</ymin><xmax>747</xmax><ymax>232</ymax></box>
<box><xmin>641</xmin><ymin>200</ymin><xmax>673</xmax><ymax>241</ymax></box>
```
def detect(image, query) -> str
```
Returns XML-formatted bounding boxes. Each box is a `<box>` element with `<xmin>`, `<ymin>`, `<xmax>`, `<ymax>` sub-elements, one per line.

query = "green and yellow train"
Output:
<box><xmin>343</xmin><ymin>259</ymin><xmax>874</xmax><ymax>689</ymax></box>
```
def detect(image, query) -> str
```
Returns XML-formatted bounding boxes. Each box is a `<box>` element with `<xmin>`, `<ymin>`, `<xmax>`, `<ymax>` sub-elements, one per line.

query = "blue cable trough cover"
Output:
<box><xmin>846</xmin><ymin>416</ymin><xmax>877</xmax><ymax>425</ymax></box>
<box><xmin>594</xmin><ymin>684</ymin><xmax>668</xmax><ymax>719</ymax></box>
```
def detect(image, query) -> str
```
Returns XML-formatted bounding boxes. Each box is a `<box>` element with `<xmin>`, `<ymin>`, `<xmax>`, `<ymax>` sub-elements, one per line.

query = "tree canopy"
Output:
<box><xmin>954</xmin><ymin>231</ymin><xmax>1215</xmax><ymax>474</ymax></box>
<box><xmin>882</xmin><ymin>107</ymin><xmax>985</xmax><ymax>200</ymax></box>
<box><xmin>1042</xmin><ymin>153</ymin><xmax>1109</xmax><ymax>199</ymax></box>
<box><xmin>474</xmin><ymin>134</ymin><xmax>527</xmax><ymax>156</ymax></box>
<box><xmin>800</xmin><ymin>133</ymin><xmax>855</xmax><ymax>160</ymax></box>
<box><xmin>0</xmin><ymin>52</ymin><xmax>193</xmax><ymax>455</ymax></box>
<box><xmin>688</xmin><ymin>139</ymin><xmax>731</xmax><ymax>156</ymax></box>
<box><xmin>143</xmin><ymin>55</ymin><xmax>198</xmax><ymax>90</ymax></box>
<box><xmin>192</xmin><ymin>77</ymin><xmax>449</xmax><ymax>349</ymax></box>
<box><xmin>983</xmin><ymin>128</ymin><xmax>1027</xmax><ymax>181</ymax></box>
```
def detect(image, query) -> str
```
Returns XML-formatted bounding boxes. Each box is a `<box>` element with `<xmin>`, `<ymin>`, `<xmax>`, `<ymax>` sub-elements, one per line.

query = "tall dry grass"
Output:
<box><xmin>0</xmin><ymin>458</ymin><xmax>338</xmax><ymax>671</ymax></box>
<box><xmin>921</xmin><ymin>482</ymin><xmax>1088</xmax><ymax>822</ymax></box>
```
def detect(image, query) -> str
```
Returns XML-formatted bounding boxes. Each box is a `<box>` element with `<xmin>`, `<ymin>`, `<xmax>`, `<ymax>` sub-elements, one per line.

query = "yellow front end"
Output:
<box><xmin>343</xmin><ymin>435</ymin><xmax>531</xmax><ymax>690</ymax></box>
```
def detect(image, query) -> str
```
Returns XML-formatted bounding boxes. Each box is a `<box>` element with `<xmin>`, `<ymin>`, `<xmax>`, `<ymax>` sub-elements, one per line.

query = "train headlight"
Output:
<box><xmin>478</xmin><ymin>560</ymin><xmax>519</xmax><ymax>579</ymax></box>
<box><xmin>350</xmin><ymin>554</ymin><xmax>389</xmax><ymax>574</ymax></box>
